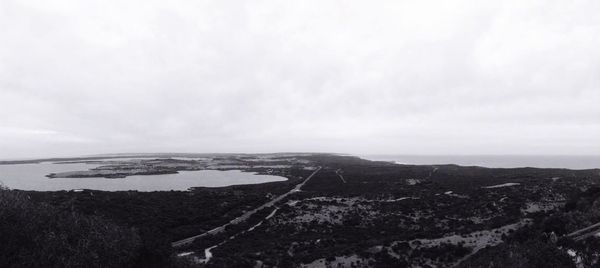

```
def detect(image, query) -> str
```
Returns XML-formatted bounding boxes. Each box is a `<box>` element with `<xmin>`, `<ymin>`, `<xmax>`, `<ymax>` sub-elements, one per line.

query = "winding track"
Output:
<box><xmin>172</xmin><ymin>166</ymin><xmax>322</xmax><ymax>248</ymax></box>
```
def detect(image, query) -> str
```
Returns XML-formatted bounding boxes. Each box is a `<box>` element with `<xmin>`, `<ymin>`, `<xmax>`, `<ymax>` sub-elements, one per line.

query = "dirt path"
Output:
<box><xmin>566</xmin><ymin>221</ymin><xmax>600</xmax><ymax>241</ymax></box>
<box><xmin>335</xmin><ymin>169</ymin><xmax>347</xmax><ymax>183</ymax></box>
<box><xmin>172</xmin><ymin>167</ymin><xmax>322</xmax><ymax>248</ymax></box>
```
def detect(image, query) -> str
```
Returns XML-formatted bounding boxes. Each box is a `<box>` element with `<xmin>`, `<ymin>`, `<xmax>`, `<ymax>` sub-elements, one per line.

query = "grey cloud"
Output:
<box><xmin>1</xmin><ymin>0</ymin><xmax>599</xmax><ymax>158</ymax></box>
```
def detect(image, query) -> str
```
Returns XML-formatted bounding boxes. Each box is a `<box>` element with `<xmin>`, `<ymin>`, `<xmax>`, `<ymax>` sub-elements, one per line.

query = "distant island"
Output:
<box><xmin>42</xmin><ymin>154</ymin><xmax>310</xmax><ymax>179</ymax></box>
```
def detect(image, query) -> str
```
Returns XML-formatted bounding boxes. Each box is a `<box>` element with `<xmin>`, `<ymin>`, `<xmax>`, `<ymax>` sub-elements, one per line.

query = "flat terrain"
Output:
<box><xmin>5</xmin><ymin>153</ymin><xmax>600</xmax><ymax>267</ymax></box>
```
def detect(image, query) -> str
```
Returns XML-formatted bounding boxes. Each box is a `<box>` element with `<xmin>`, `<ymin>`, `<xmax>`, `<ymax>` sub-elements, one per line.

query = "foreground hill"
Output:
<box><xmin>0</xmin><ymin>186</ymin><xmax>141</xmax><ymax>267</ymax></box>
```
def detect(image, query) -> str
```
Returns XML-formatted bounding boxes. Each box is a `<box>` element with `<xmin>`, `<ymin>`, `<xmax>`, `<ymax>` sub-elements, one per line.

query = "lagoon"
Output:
<box><xmin>0</xmin><ymin>162</ymin><xmax>287</xmax><ymax>191</ymax></box>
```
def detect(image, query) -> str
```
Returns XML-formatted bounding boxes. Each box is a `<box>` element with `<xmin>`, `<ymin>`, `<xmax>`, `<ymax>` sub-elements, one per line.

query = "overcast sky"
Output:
<box><xmin>1</xmin><ymin>0</ymin><xmax>599</xmax><ymax>159</ymax></box>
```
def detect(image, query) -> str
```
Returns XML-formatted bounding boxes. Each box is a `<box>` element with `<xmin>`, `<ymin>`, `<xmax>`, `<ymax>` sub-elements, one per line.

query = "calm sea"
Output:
<box><xmin>361</xmin><ymin>155</ymin><xmax>600</xmax><ymax>170</ymax></box>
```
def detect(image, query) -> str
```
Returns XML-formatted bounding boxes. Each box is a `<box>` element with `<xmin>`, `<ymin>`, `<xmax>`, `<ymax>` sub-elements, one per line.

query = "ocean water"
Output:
<box><xmin>361</xmin><ymin>155</ymin><xmax>600</xmax><ymax>170</ymax></box>
<box><xmin>0</xmin><ymin>162</ymin><xmax>286</xmax><ymax>191</ymax></box>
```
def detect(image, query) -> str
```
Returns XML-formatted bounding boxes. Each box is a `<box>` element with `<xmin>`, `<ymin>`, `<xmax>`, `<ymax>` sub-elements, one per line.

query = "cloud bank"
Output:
<box><xmin>1</xmin><ymin>0</ymin><xmax>599</xmax><ymax>158</ymax></box>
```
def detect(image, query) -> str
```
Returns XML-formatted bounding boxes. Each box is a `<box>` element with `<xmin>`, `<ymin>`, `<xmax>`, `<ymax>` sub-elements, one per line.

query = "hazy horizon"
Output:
<box><xmin>4</xmin><ymin>152</ymin><xmax>600</xmax><ymax>162</ymax></box>
<box><xmin>2</xmin><ymin>1</ymin><xmax>599</xmax><ymax>158</ymax></box>
<box><xmin>3</xmin><ymin>153</ymin><xmax>600</xmax><ymax>171</ymax></box>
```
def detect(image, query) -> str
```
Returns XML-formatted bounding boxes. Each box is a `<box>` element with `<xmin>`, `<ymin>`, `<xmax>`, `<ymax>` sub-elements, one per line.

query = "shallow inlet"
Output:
<box><xmin>0</xmin><ymin>162</ymin><xmax>287</xmax><ymax>191</ymax></box>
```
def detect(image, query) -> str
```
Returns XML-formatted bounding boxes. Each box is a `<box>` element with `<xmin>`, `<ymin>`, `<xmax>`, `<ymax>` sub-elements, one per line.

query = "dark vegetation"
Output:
<box><xmin>457</xmin><ymin>227</ymin><xmax>576</xmax><ymax>268</ymax></box>
<box><xmin>0</xmin><ymin>186</ymin><xmax>141</xmax><ymax>267</ymax></box>
<box><xmin>5</xmin><ymin>165</ymin><xmax>310</xmax><ymax>267</ymax></box>
<box><xmin>199</xmin><ymin>155</ymin><xmax>600</xmax><ymax>267</ymax></box>
<box><xmin>3</xmin><ymin>154</ymin><xmax>600</xmax><ymax>267</ymax></box>
<box><xmin>459</xmin><ymin>185</ymin><xmax>600</xmax><ymax>268</ymax></box>
<box><xmin>25</xmin><ymin>179</ymin><xmax>298</xmax><ymax>241</ymax></box>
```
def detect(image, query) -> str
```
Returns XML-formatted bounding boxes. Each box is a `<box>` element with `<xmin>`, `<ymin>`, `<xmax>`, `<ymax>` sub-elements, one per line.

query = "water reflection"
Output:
<box><xmin>0</xmin><ymin>162</ymin><xmax>286</xmax><ymax>191</ymax></box>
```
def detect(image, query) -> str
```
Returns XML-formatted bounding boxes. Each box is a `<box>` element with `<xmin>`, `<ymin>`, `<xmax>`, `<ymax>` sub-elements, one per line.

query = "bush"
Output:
<box><xmin>0</xmin><ymin>186</ymin><xmax>141</xmax><ymax>267</ymax></box>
